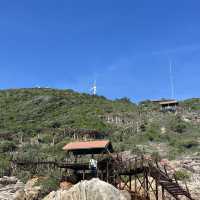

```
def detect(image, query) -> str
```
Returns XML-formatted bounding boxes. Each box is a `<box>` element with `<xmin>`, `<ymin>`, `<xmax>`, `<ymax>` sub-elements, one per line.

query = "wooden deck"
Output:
<box><xmin>12</xmin><ymin>155</ymin><xmax>195</xmax><ymax>200</ymax></box>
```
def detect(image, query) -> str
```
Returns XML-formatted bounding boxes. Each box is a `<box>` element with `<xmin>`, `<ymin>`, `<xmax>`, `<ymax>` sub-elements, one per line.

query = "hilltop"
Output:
<box><xmin>0</xmin><ymin>88</ymin><xmax>199</xmax><ymax>177</ymax></box>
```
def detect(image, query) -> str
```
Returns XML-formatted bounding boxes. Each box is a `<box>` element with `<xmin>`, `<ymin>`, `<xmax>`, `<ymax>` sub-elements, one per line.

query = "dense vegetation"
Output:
<box><xmin>0</xmin><ymin>88</ymin><xmax>199</xmax><ymax>181</ymax></box>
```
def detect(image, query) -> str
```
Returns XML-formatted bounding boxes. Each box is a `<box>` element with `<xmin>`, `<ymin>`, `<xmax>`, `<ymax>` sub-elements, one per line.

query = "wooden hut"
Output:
<box><xmin>62</xmin><ymin>140</ymin><xmax>114</xmax><ymax>181</ymax></box>
<box><xmin>159</xmin><ymin>100</ymin><xmax>178</xmax><ymax>112</ymax></box>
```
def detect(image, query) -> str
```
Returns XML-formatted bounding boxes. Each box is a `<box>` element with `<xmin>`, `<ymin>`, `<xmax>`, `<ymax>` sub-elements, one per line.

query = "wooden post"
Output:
<box><xmin>162</xmin><ymin>186</ymin><xmax>165</xmax><ymax>200</ymax></box>
<box><xmin>75</xmin><ymin>155</ymin><xmax>77</xmax><ymax>163</ymax></box>
<box><xmin>83</xmin><ymin>170</ymin><xmax>85</xmax><ymax>180</ymax></box>
<box><xmin>119</xmin><ymin>175</ymin><xmax>121</xmax><ymax>190</ymax></box>
<box><xmin>134</xmin><ymin>175</ymin><xmax>137</xmax><ymax>199</ymax></box>
<box><xmin>106</xmin><ymin>160</ymin><xmax>109</xmax><ymax>182</ymax></box>
<box><xmin>146</xmin><ymin>170</ymin><xmax>149</xmax><ymax>199</ymax></box>
<box><xmin>143</xmin><ymin>170</ymin><xmax>146</xmax><ymax>198</ymax></box>
<box><xmin>97</xmin><ymin>166</ymin><xmax>98</xmax><ymax>178</ymax></box>
<box><xmin>129</xmin><ymin>175</ymin><xmax>132</xmax><ymax>191</ymax></box>
<box><xmin>114</xmin><ymin>175</ymin><xmax>117</xmax><ymax>187</ymax></box>
<box><xmin>134</xmin><ymin>157</ymin><xmax>137</xmax><ymax>199</ymax></box>
<box><xmin>155</xmin><ymin>179</ymin><xmax>158</xmax><ymax>200</ymax></box>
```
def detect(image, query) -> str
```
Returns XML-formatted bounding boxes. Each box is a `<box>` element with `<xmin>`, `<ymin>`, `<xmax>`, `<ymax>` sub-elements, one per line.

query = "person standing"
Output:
<box><xmin>89</xmin><ymin>155</ymin><xmax>97</xmax><ymax>177</ymax></box>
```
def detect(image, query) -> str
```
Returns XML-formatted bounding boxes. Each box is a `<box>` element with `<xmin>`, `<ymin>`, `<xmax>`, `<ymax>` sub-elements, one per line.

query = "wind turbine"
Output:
<box><xmin>91</xmin><ymin>80</ymin><xmax>97</xmax><ymax>95</ymax></box>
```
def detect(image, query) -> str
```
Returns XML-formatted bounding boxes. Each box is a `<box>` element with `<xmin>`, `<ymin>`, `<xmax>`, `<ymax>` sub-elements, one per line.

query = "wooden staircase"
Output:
<box><xmin>149</xmin><ymin>164</ymin><xmax>194</xmax><ymax>200</ymax></box>
<box><xmin>112</xmin><ymin>155</ymin><xmax>195</xmax><ymax>200</ymax></box>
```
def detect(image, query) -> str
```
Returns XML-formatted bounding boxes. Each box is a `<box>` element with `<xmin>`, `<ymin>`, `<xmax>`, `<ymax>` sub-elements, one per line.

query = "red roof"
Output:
<box><xmin>63</xmin><ymin>140</ymin><xmax>110</xmax><ymax>151</ymax></box>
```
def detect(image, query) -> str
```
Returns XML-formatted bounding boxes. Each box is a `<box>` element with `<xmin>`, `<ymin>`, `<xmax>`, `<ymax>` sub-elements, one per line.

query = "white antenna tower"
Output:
<box><xmin>169</xmin><ymin>59</ymin><xmax>175</xmax><ymax>99</ymax></box>
<box><xmin>91</xmin><ymin>80</ymin><xmax>97</xmax><ymax>95</ymax></box>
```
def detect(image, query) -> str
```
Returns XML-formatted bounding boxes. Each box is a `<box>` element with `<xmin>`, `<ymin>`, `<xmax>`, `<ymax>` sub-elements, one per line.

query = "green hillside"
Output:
<box><xmin>0</xmin><ymin>88</ymin><xmax>199</xmax><ymax>177</ymax></box>
<box><xmin>0</xmin><ymin>88</ymin><xmax>137</xmax><ymax>134</ymax></box>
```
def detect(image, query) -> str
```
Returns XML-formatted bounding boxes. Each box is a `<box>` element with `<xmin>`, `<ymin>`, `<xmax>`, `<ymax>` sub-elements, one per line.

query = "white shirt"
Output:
<box><xmin>89</xmin><ymin>159</ymin><xmax>97</xmax><ymax>169</ymax></box>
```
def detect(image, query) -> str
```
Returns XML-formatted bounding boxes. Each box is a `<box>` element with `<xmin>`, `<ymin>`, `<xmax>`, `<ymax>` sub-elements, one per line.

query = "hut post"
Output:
<box><xmin>83</xmin><ymin>170</ymin><xmax>85</xmax><ymax>180</ymax></box>
<box><xmin>106</xmin><ymin>160</ymin><xmax>109</xmax><ymax>182</ymax></box>
<box><xmin>129</xmin><ymin>175</ymin><xmax>132</xmax><ymax>191</ymax></box>
<box><xmin>162</xmin><ymin>186</ymin><xmax>165</xmax><ymax>200</ymax></box>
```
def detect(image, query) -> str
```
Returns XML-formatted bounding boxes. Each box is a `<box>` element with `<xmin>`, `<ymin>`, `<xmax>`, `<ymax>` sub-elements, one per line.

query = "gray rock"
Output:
<box><xmin>43</xmin><ymin>178</ymin><xmax>131</xmax><ymax>200</ymax></box>
<box><xmin>0</xmin><ymin>177</ymin><xmax>24</xmax><ymax>200</ymax></box>
<box><xmin>0</xmin><ymin>177</ymin><xmax>18</xmax><ymax>185</ymax></box>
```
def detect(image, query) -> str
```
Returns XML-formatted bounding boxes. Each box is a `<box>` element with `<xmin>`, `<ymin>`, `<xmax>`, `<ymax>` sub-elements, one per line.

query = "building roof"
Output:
<box><xmin>63</xmin><ymin>140</ymin><xmax>113</xmax><ymax>154</ymax></box>
<box><xmin>159</xmin><ymin>100</ymin><xmax>178</xmax><ymax>105</ymax></box>
<box><xmin>151</xmin><ymin>99</ymin><xmax>177</xmax><ymax>103</ymax></box>
<box><xmin>151</xmin><ymin>100</ymin><xmax>168</xmax><ymax>103</ymax></box>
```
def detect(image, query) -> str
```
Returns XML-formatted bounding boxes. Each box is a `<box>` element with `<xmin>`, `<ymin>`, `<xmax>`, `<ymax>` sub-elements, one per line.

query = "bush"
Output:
<box><xmin>180</xmin><ymin>139</ymin><xmax>199</xmax><ymax>149</ymax></box>
<box><xmin>16</xmin><ymin>170</ymin><xmax>31</xmax><ymax>183</ymax></box>
<box><xmin>175</xmin><ymin>170</ymin><xmax>190</xmax><ymax>181</ymax></box>
<box><xmin>169</xmin><ymin>117</ymin><xmax>187</xmax><ymax>133</ymax></box>
<box><xmin>36</xmin><ymin>175</ymin><xmax>59</xmax><ymax>197</ymax></box>
<box><xmin>0</xmin><ymin>156</ymin><xmax>10</xmax><ymax>175</ymax></box>
<box><xmin>145</xmin><ymin>124</ymin><xmax>160</xmax><ymax>141</ymax></box>
<box><xmin>151</xmin><ymin>152</ymin><xmax>161</xmax><ymax>161</ymax></box>
<box><xmin>0</xmin><ymin>141</ymin><xmax>17</xmax><ymax>153</ymax></box>
<box><xmin>181</xmin><ymin>98</ymin><xmax>200</xmax><ymax>111</ymax></box>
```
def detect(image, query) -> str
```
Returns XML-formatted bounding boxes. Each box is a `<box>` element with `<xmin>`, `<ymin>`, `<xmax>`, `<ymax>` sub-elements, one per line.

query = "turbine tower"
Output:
<box><xmin>91</xmin><ymin>80</ymin><xmax>97</xmax><ymax>95</ymax></box>
<box><xmin>169</xmin><ymin>60</ymin><xmax>175</xmax><ymax>99</ymax></box>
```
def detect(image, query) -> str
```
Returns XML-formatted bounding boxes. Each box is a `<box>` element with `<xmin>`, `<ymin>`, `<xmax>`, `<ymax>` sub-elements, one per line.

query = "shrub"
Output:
<box><xmin>175</xmin><ymin>170</ymin><xmax>190</xmax><ymax>181</ymax></box>
<box><xmin>145</xmin><ymin>124</ymin><xmax>160</xmax><ymax>141</ymax></box>
<box><xmin>36</xmin><ymin>175</ymin><xmax>59</xmax><ymax>198</ymax></box>
<box><xmin>151</xmin><ymin>152</ymin><xmax>161</xmax><ymax>161</ymax></box>
<box><xmin>180</xmin><ymin>139</ymin><xmax>199</xmax><ymax>149</ymax></box>
<box><xmin>0</xmin><ymin>141</ymin><xmax>17</xmax><ymax>153</ymax></box>
<box><xmin>0</xmin><ymin>156</ymin><xmax>10</xmax><ymax>176</ymax></box>
<box><xmin>169</xmin><ymin>117</ymin><xmax>187</xmax><ymax>133</ymax></box>
<box><xmin>15</xmin><ymin>170</ymin><xmax>31</xmax><ymax>183</ymax></box>
<box><xmin>116</xmin><ymin>97</ymin><xmax>132</xmax><ymax>103</ymax></box>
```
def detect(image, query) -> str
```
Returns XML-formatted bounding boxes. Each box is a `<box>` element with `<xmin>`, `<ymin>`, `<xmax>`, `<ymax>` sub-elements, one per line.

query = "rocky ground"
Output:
<box><xmin>0</xmin><ymin>177</ymin><xmax>24</xmax><ymax>200</ymax></box>
<box><xmin>0</xmin><ymin>176</ymin><xmax>42</xmax><ymax>200</ymax></box>
<box><xmin>169</xmin><ymin>153</ymin><xmax>200</xmax><ymax>199</ymax></box>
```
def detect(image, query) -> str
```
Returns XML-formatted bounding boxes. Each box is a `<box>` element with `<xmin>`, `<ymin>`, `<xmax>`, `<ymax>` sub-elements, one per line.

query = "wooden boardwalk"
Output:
<box><xmin>12</xmin><ymin>155</ymin><xmax>195</xmax><ymax>200</ymax></box>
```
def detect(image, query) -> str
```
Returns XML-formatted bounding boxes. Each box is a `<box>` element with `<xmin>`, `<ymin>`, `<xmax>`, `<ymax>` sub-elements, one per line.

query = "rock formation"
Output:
<box><xmin>43</xmin><ymin>178</ymin><xmax>131</xmax><ymax>200</ymax></box>
<box><xmin>0</xmin><ymin>176</ymin><xmax>24</xmax><ymax>200</ymax></box>
<box><xmin>14</xmin><ymin>177</ymin><xmax>42</xmax><ymax>200</ymax></box>
<box><xmin>0</xmin><ymin>176</ymin><xmax>43</xmax><ymax>200</ymax></box>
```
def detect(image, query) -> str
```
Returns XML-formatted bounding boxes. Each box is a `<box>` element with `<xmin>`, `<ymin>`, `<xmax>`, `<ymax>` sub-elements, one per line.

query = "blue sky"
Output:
<box><xmin>0</xmin><ymin>0</ymin><xmax>199</xmax><ymax>102</ymax></box>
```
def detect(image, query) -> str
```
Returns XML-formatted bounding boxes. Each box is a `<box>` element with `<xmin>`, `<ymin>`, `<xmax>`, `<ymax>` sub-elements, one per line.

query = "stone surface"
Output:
<box><xmin>0</xmin><ymin>176</ymin><xmax>18</xmax><ymax>185</ymax></box>
<box><xmin>0</xmin><ymin>177</ymin><xmax>24</xmax><ymax>200</ymax></box>
<box><xmin>43</xmin><ymin>178</ymin><xmax>131</xmax><ymax>200</ymax></box>
<box><xmin>14</xmin><ymin>177</ymin><xmax>42</xmax><ymax>200</ymax></box>
<box><xmin>0</xmin><ymin>176</ymin><xmax>43</xmax><ymax>200</ymax></box>
<box><xmin>164</xmin><ymin>153</ymin><xmax>200</xmax><ymax>200</ymax></box>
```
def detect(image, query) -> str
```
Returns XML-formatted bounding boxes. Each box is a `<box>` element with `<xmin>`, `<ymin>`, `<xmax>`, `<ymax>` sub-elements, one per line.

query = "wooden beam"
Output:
<box><xmin>129</xmin><ymin>175</ymin><xmax>132</xmax><ymax>191</ymax></box>
<box><xmin>155</xmin><ymin>179</ymin><xmax>158</xmax><ymax>200</ymax></box>
<box><xmin>162</xmin><ymin>186</ymin><xmax>165</xmax><ymax>200</ymax></box>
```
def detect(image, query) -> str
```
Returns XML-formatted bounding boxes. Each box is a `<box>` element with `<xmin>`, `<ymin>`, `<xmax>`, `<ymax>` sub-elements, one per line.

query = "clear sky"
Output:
<box><xmin>0</xmin><ymin>0</ymin><xmax>199</xmax><ymax>102</ymax></box>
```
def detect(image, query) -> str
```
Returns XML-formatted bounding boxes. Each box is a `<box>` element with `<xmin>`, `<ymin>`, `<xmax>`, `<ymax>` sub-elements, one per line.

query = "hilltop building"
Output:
<box><xmin>152</xmin><ymin>99</ymin><xmax>179</xmax><ymax>112</ymax></box>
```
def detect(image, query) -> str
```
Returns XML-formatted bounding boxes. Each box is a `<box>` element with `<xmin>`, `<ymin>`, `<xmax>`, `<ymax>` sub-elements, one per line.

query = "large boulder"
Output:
<box><xmin>14</xmin><ymin>177</ymin><xmax>42</xmax><ymax>200</ymax></box>
<box><xmin>43</xmin><ymin>178</ymin><xmax>131</xmax><ymax>200</ymax></box>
